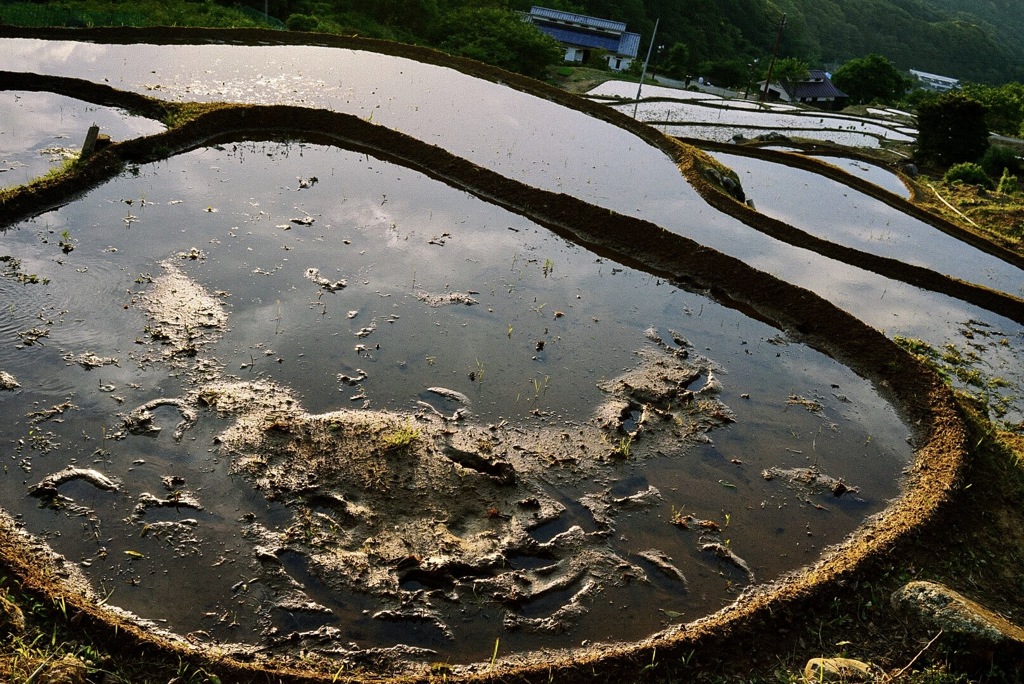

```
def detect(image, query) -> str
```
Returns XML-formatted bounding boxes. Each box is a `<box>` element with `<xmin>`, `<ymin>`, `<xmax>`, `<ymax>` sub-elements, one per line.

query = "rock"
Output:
<box><xmin>891</xmin><ymin>580</ymin><xmax>1024</xmax><ymax>656</ymax></box>
<box><xmin>39</xmin><ymin>654</ymin><xmax>88</xmax><ymax>684</ymax></box>
<box><xmin>0</xmin><ymin>592</ymin><xmax>26</xmax><ymax>636</ymax></box>
<box><xmin>802</xmin><ymin>657</ymin><xmax>875</xmax><ymax>683</ymax></box>
<box><xmin>704</xmin><ymin>167</ymin><xmax>723</xmax><ymax>185</ymax></box>
<box><xmin>0</xmin><ymin>370</ymin><xmax>19</xmax><ymax>390</ymax></box>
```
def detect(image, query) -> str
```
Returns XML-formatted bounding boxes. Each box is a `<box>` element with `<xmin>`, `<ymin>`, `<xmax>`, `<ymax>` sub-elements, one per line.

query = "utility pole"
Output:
<box><xmin>759</xmin><ymin>13</ymin><xmax>787</xmax><ymax>104</ymax></box>
<box><xmin>633</xmin><ymin>18</ymin><xmax>659</xmax><ymax>119</ymax></box>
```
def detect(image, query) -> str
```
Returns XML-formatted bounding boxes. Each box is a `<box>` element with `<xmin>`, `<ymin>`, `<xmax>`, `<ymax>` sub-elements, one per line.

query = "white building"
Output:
<box><xmin>910</xmin><ymin>69</ymin><xmax>960</xmax><ymax>92</ymax></box>
<box><xmin>526</xmin><ymin>7</ymin><xmax>641</xmax><ymax>72</ymax></box>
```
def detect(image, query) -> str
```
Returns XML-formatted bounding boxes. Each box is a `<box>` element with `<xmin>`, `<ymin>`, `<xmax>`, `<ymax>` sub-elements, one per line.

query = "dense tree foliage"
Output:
<box><xmin>961</xmin><ymin>82</ymin><xmax>1024</xmax><ymax>137</ymax></box>
<box><xmin>659</xmin><ymin>42</ymin><xmax>690</xmax><ymax>80</ymax></box>
<box><xmin>915</xmin><ymin>92</ymin><xmax>991</xmax><ymax>167</ymax></box>
<box><xmin>771</xmin><ymin>57</ymin><xmax>810</xmax><ymax>84</ymax></box>
<box><xmin>265</xmin><ymin>0</ymin><xmax>1023</xmax><ymax>86</ymax></box>
<box><xmin>432</xmin><ymin>7</ymin><xmax>562</xmax><ymax>80</ymax></box>
<box><xmin>831</xmin><ymin>54</ymin><xmax>912</xmax><ymax>105</ymax></box>
<box><xmin>979</xmin><ymin>145</ymin><xmax>1023</xmax><ymax>179</ymax></box>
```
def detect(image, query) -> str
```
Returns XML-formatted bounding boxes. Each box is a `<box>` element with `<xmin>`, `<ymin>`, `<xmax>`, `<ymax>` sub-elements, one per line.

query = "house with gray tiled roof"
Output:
<box><xmin>783</xmin><ymin>70</ymin><xmax>849</xmax><ymax>110</ymax></box>
<box><xmin>526</xmin><ymin>6</ymin><xmax>641</xmax><ymax>72</ymax></box>
<box><xmin>758</xmin><ymin>70</ymin><xmax>849</xmax><ymax>111</ymax></box>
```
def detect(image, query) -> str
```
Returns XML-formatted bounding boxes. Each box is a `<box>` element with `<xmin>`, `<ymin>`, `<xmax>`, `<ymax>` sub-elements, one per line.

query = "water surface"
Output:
<box><xmin>0</xmin><ymin>140</ymin><xmax>912</xmax><ymax>661</ymax></box>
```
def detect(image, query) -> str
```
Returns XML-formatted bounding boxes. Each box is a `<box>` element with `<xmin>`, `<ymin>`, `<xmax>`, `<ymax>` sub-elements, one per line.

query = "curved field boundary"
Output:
<box><xmin>0</xmin><ymin>35</ymin><xmax>969</xmax><ymax>684</ymax></box>
<box><xmin>3</xmin><ymin>68</ymin><xmax>1021</xmax><ymax>326</ymax></box>
<box><xmin>659</xmin><ymin>120</ymin><xmax>904</xmax><ymax>147</ymax></box>
<box><xmin>692</xmin><ymin>138</ymin><xmax>1024</xmax><ymax>273</ymax></box>
<box><xmin>0</xmin><ymin>69</ymin><xmax>179</xmax><ymax>122</ymax></box>
<box><xmin>675</xmin><ymin>139</ymin><xmax>1024</xmax><ymax>324</ymax></box>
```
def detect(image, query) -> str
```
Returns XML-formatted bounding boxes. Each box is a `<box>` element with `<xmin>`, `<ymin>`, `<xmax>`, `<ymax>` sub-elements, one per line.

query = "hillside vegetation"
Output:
<box><xmin>2</xmin><ymin>0</ymin><xmax>1023</xmax><ymax>85</ymax></box>
<box><xmin>587</xmin><ymin>0</ymin><xmax>1023</xmax><ymax>84</ymax></box>
<box><xmin>267</xmin><ymin>0</ymin><xmax>1024</xmax><ymax>84</ymax></box>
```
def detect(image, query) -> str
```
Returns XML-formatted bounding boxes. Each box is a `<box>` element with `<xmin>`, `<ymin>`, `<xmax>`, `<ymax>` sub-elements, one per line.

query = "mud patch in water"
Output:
<box><xmin>132</xmin><ymin>260</ymin><xmax>229</xmax><ymax>366</ymax></box>
<box><xmin>179</xmin><ymin>324</ymin><xmax>734</xmax><ymax>651</ymax></box>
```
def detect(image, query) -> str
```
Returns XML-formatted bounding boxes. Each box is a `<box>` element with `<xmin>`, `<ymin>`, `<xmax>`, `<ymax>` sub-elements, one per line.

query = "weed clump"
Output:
<box><xmin>382</xmin><ymin>421</ymin><xmax>421</xmax><ymax>450</ymax></box>
<box><xmin>997</xmin><ymin>168</ymin><xmax>1019</xmax><ymax>195</ymax></box>
<box><xmin>944</xmin><ymin>162</ymin><xmax>992</xmax><ymax>189</ymax></box>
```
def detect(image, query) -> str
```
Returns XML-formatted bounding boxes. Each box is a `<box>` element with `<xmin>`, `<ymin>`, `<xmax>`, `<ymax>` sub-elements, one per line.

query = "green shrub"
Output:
<box><xmin>979</xmin><ymin>144</ymin><xmax>1023</xmax><ymax>178</ymax></box>
<box><xmin>997</xmin><ymin>168</ymin><xmax>1020</xmax><ymax>194</ymax></box>
<box><xmin>944</xmin><ymin>162</ymin><xmax>993</xmax><ymax>189</ymax></box>
<box><xmin>382</xmin><ymin>422</ymin><xmax>420</xmax><ymax>450</ymax></box>
<box><xmin>286</xmin><ymin>13</ymin><xmax>320</xmax><ymax>32</ymax></box>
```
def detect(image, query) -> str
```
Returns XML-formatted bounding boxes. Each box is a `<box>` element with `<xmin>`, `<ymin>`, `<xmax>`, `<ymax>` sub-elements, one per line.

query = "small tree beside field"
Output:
<box><xmin>915</xmin><ymin>91</ymin><xmax>990</xmax><ymax>167</ymax></box>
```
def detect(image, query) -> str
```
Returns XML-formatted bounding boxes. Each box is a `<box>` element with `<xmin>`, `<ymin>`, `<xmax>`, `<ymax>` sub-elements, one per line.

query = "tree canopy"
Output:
<box><xmin>831</xmin><ymin>54</ymin><xmax>912</xmax><ymax>105</ymax></box>
<box><xmin>215</xmin><ymin>0</ymin><xmax>1024</xmax><ymax>85</ymax></box>
<box><xmin>433</xmin><ymin>7</ymin><xmax>562</xmax><ymax>80</ymax></box>
<box><xmin>771</xmin><ymin>57</ymin><xmax>810</xmax><ymax>84</ymax></box>
<box><xmin>915</xmin><ymin>92</ymin><xmax>991</xmax><ymax>167</ymax></box>
<box><xmin>961</xmin><ymin>81</ymin><xmax>1024</xmax><ymax>137</ymax></box>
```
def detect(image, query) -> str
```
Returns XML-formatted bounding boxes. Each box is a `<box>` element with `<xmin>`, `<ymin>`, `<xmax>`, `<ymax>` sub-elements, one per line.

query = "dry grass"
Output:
<box><xmin>914</xmin><ymin>180</ymin><xmax>1024</xmax><ymax>256</ymax></box>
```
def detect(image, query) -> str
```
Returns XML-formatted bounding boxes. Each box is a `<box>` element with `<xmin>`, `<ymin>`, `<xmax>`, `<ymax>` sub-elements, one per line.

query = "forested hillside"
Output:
<box><xmin>249</xmin><ymin>0</ymin><xmax>1023</xmax><ymax>85</ymax></box>
<box><xmin>562</xmin><ymin>0</ymin><xmax>1023</xmax><ymax>84</ymax></box>
<box><xmin>9</xmin><ymin>0</ymin><xmax>1016</xmax><ymax>84</ymax></box>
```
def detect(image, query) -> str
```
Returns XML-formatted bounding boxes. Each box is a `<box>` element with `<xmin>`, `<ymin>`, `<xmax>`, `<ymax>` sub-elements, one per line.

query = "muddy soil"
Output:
<box><xmin>126</xmin><ymin>257</ymin><xmax>734</xmax><ymax>651</ymax></box>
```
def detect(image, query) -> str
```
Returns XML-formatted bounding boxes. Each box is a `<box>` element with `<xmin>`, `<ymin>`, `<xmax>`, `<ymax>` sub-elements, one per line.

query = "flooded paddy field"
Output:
<box><xmin>0</xmin><ymin>139</ymin><xmax>911</xmax><ymax>663</ymax></box>
<box><xmin>713</xmin><ymin>152</ymin><xmax>1022</xmax><ymax>297</ymax></box>
<box><xmin>0</xmin><ymin>37</ymin><xmax>687</xmax><ymax>212</ymax></box>
<box><xmin>660</xmin><ymin>125</ymin><xmax>894</xmax><ymax>147</ymax></box>
<box><xmin>586</xmin><ymin>81</ymin><xmax>915</xmax><ymax>148</ymax></box>
<box><xmin>802</xmin><ymin>155</ymin><xmax>910</xmax><ymax>198</ymax></box>
<box><xmin>0</xmin><ymin>31</ymin><xmax>1008</xmax><ymax>675</ymax></box>
<box><xmin>0</xmin><ymin>90</ymin><xmax>164</xmax><ymax>184</ymax></box>
<box><xmin>684</xmin><ymin>150</ymin><xmax>1023</xmax><ymax>425</ymax></box>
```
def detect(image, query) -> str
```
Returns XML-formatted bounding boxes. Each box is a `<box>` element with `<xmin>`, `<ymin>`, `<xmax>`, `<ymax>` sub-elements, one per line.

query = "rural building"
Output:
<box><xmin>783</xmin><ymin>70</ymin><xmax>849</xmax><ymax>110</ymax></box>
<box><xmin>525</xmin><ymin>6</ymin><xmax>641</xmax><ymax>72</ymax></box>
<box><xmin>909</xmin><ymin>69</ymin><xmax>960</xmax><ymax>92</ymax></box>
<box><xmin>757</xmin><ymin>70</ymin><xmax>849</xmax><ymax>111</ymax></box>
